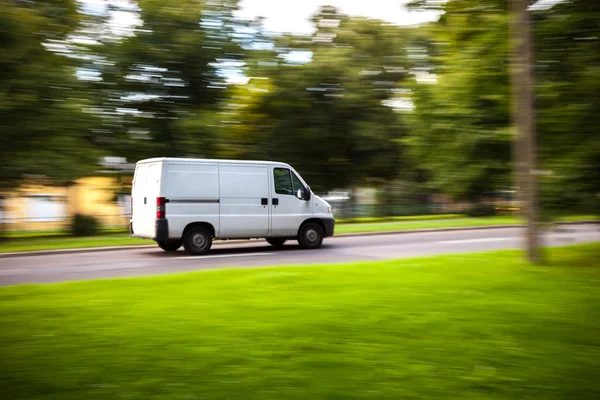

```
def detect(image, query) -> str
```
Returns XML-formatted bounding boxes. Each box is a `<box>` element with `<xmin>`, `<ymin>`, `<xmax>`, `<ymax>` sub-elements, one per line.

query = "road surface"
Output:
<box><xmin>0</xmin><ymin>224</ymin><xmax>598</xmax><ymax>286</ymax></box>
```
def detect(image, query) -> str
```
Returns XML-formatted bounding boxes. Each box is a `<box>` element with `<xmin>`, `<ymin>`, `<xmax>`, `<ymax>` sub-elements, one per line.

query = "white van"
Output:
<box><xmin>130</xmin><ymin>158</ymin><xmax>334</xmax><ymax>255</ymax></box>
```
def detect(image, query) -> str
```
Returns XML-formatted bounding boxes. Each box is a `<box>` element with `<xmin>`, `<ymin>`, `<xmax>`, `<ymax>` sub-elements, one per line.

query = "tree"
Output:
<box><xmin>533</xmin><ymin>0</ymin><xmax>600</xmax><ymax>218</ymax></box>
<box><xmin>220</xmin><ymin>7</ymin><xmax>415</xmax><ymax>191</ymax></box>
<box><xmin>0</xmin><ymin>0</ymin><xmax>99</xmax><ymax>190</ymax></box>
<box><xmin>510</xmin><ymin>0</ymin><xmax>540</xmax><ymax>262</ymax></box>
<box><xmin>407</xmin><ymin>0</ymin><xmax>599</xmax><ymax>217</ymax></box>
<box><xmin>406</xmin><ymin>0</ymin><xmax>512</xmax><ymax>202</ymax></box>
<box><xmin>89</xmin><ymin>0</ymin><xmax>245</xmax><ymax>162</ymax></box>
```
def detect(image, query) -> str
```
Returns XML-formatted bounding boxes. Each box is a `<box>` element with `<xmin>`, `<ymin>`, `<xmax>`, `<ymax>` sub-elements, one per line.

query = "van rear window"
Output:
<box><xmin>133</xmin><ymin>165</ymin><xmax>147</xmax><ymax>192</ymax></box>
<box><xmin>147</xmin><ymin>164</ymin><xmax>159</xmax><ymax>188</ymax></box>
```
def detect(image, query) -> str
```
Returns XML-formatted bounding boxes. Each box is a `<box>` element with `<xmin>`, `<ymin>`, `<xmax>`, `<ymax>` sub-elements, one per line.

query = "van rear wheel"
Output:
<box><xmin>266</xmin><ymin>238</ymin><xmax>286</xmax><ymax>248</ymax></box>
<box><xmin>157</xmin><ymin>240</ymin><xmax>182</xmax><ymax>252</ymax></box>
<box><xmin>183</xmin><ymin>227</ymin><xmax>212</xmax><ymax>255</ymax></box>
<box><xmin>297</xmin><ymin>223</ymin><xmax>324</xmax><ymax>249</ymax></box>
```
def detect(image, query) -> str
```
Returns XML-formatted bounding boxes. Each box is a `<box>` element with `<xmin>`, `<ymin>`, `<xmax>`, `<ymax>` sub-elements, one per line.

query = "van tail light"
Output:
<box><xmin>130</xmin><ymin>197</ymin><xmax>133</xmax><ymax>218</ymax></box>
<box><xmin>156</xmin><ymin>197</ymin><xmax>167</xmax><ymax>219</ymax></box>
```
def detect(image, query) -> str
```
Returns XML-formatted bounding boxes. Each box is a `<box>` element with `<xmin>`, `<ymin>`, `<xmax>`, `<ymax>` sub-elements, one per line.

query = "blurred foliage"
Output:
<box><xmin>0</xmin><ymin>0</ymin><xmax>598</xmax><ymax>216</ymax></box>
<box><xmin>407</xmin><ymin>0</ymin><xmax>599</xmax><ymax>216</ymax></box>
<box><xmin>0</xmin><ymin>0</ymin><xmax>99</xmax><ymax>190</ymax></box>
<box><xmin>533</xmin><ymin>0</ymin><xmax>600</xmax><ymax>218</ymax></box>
<box><xmin>406</xmin><ymin>0</ymin><xmax>512</xmax><ymax>201</ymax></box>
<box><xmin>69</xmin><ymin>213</ymin><xmax>100</xmax><ymax>236</ymax></box>
<box><xmin>466</xmin><ymin>203</ymin><xmax>497</xmax><ymax>218</ymax></box>
<box><xmin>218</xmin><ymin>6</ymin><xmax>413</xmax><ymax>190</ymax></box>
<box><xmin>83</xmin><ymin>0</ymin><xmax>244</xmax><ymax>161</ymax></box>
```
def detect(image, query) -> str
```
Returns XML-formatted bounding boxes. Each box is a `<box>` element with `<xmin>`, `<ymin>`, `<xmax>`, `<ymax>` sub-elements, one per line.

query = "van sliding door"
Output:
<box><xmin>218</xmin><ymin>164</ymin><xmax>270</xmax><ymax>238</ymax></box>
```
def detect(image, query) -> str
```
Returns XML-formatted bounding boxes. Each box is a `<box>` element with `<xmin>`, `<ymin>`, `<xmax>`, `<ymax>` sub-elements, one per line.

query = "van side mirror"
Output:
<box><xmin>296</xmin><ymin>186</ymin><xmax>311</xmax><ymax>201</ymax></box>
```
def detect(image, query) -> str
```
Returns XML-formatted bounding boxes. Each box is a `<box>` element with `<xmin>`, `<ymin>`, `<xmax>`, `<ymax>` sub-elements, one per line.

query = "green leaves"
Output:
<box><xmin>0</xmin><ymin>0</ymin><xmax>97</xmax><ymax>189</ymax></box>
<box><xmin>220</xmin><ymin>9</ymin><xmax>413</xmax><ymax>190</ymax></box>
<box><xmin>2</xmin><ymin>0</ymin><xmax>596</xmax><ymax>214</ymax></box>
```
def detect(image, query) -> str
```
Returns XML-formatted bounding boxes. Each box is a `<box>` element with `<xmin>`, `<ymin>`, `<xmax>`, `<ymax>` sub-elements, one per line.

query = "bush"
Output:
<box><xmin>467</xmin><ymin>203</ymin><xmax>497</xmax><ymax>217</ymax></box>
<box><xmin>70</xmin><ymin>214</ymin><xmax>100</xmax><ymax>236</ymax></box>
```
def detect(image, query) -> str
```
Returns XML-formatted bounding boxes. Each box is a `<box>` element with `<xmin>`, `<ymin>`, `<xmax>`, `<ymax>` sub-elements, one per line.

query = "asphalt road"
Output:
<box><xmin>0</xmin><ymin>224</ymin><xmax>598</xmax><ymax>286</ymax></box>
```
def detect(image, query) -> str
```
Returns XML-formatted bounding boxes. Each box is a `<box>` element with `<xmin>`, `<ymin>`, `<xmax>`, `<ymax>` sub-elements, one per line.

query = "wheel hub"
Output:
<box><xmin>306</xmin><ymin>229</ymin><xmax>318</xmax><ymax>243</ymax></box>
<box><xmin>192</xmin><ymin>233</ymin><xmax>206</xmax><ymax>249</ymax></box>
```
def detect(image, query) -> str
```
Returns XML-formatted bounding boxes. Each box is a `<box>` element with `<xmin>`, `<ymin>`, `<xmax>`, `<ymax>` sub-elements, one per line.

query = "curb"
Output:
<box><xmin>1</xmin><ymin>221</ymin><xmax>596</xmax><ymax>259</ymax></box>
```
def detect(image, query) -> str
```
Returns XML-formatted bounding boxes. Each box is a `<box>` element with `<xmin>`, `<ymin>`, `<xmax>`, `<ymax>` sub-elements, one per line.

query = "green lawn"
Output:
<box><xmin>1</xmin><ymin>243</ymin><xmax>599</xmax><ymax>399</ymax></box>
<box><xmin>0</xmin><ymin>235</ymin><xmax>150</xmax><ymax>253</ymax></box>
<box><xmin>3</xmin><ymin>226</ymin><xmax>128</xmax><ymax>239</ymax></box>
<box><xmin>0</xmin><ymin>215</ymin><xmax>596</xmax><ymax>253</ymax></box>
<box><xmin>335</xmin><ymin>215</ymin><xmax>522</xmax><ymax>234</ymax></box>
<box><xmin>335</xmin><ymin>213</ymin><xmax>464</xmax><ymax>224</ymax></box>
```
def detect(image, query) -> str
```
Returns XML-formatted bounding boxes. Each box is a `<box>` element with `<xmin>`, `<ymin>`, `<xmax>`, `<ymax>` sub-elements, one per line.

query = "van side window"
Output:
<box><xmin>291</xmin><ymin>172</ymin><xmax>306</xmax><ymax>198</ymax></box>
<box><xmin>274</xmin><ymin>168</ymin><xmax>293</xmax><ymax>195</ymax></box>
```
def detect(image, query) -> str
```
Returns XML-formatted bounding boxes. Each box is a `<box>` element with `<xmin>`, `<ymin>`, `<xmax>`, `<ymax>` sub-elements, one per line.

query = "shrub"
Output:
<box><xmin>467</xmin><ymin>203</ymin><xmax>497</xmax><ymax>217</ymax></box>
<box><xmin>70</xmin><ymin>214</ymin><xmax>100</xmax><ymax>236</ymax></box>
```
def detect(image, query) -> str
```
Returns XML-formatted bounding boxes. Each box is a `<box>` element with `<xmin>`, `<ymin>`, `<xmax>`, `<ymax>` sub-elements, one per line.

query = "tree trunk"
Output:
<box><xmin>510</xmin><ymin>0</ymin><xmax>541</xmax><ymax>263</ymax></box>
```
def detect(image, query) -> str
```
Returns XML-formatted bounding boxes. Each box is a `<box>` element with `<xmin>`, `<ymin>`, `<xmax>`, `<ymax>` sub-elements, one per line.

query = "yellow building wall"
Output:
<box><xmin>2</xmin><ymin>184</ymin><xmax>69</xmax><ymax>231</ymax></box>
<box><xmin>1</xmin><ymin>175</ymin><xmax>132</xmax><ymax>232</ymax></box>
<box><xmin>70</xmin><ymin>176</ymin><xmax>129</xmax><ymax>228</ymax></box>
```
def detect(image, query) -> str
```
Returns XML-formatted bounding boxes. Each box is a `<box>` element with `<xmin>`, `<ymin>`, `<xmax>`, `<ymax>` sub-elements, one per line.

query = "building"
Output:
<box><xmin>0</xmin><ymin>158</ymin><xmax>134</xmax><ymax>232</ymax></box>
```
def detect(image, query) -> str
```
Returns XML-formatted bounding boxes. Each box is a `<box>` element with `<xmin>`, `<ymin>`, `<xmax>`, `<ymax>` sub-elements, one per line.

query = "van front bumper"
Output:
<box><xmin>322</xmin><ymin>218</ymin><xmax>335</xmax><ymax>237</ymax></box>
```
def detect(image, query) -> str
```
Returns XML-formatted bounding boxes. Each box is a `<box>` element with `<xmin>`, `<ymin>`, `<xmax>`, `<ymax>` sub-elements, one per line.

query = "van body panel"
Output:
<box><xmin>162</xmin><ymin>162</ymin><xmax>220</xmax><ymax>239</ymax></box>
<box><xmin>218</xmin><ymin>163</ymin><xmax>270</xmax><ymax>238</ymax></box>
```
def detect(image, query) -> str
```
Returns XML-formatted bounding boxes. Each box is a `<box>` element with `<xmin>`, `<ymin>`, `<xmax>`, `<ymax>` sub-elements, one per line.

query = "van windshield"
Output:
<box><xmin>291</xmin><ymin>172</ymin><xmax>307</xmax><ymax>198</ymax></box>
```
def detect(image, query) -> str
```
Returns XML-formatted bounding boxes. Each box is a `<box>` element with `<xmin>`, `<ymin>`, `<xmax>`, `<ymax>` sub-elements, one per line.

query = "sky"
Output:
<box><xmin>79</xmin><ymin>0</ymin><xmax>562</xmax><ymax>37</ymax></box>
<box><xmin>79</xmin><ymin>0</ymin><xmax>440</xmax><ymax>36</ymax></box>
<box><xmin>235</xmin><ymin>0</ymin><xmax>440</xmax><ymax>35</ymax></box>
<box><xmin>76</xmin><ymin>0</ymin><xmax>440</xmax><ymax>83</ymax></box>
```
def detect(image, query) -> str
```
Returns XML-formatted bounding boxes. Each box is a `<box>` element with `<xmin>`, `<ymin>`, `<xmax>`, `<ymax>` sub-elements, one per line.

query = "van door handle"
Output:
<box><xmin>143</xmin><ymin>197</ymin><xmax>147</xmax><ymax>205</ymax></box>
<box><xmin>261</xmin><ymin>198</ymin><xmax>268</xmax><ymax>206</ymax></box>
<box><xmin>272</xmin><ymin>198</ymin><xmax>279</xmax><ymax>206</ymax></box>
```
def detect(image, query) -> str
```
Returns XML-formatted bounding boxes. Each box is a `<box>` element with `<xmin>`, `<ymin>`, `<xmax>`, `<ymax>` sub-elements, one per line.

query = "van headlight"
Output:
<box><xmin>328</xmin><ymin>207</ymin><xmax>332</xmax><ymax>214</ymax></box>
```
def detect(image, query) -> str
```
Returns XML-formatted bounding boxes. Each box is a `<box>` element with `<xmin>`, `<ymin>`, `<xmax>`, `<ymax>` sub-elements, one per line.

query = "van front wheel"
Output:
<box><xmin>157</xmin><ymin>240</ymin><xmax>182</xmax><ymax>252</ymax></box>
<box><xmin>298</xmin><ymin>223</ymin><xmax>324</xmax><ymax>249</ymax></box>
<box><xmin>183</xmin><ymin>227</ymin><xmax>212</xmax><ymax>255</ymax></box>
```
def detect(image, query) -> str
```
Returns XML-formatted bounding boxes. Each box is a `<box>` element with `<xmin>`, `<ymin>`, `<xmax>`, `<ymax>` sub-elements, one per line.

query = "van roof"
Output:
<box><xmin>135</xmin><ymin>157</ymin><xmax>290</xmax><ymax>167</ymax></box>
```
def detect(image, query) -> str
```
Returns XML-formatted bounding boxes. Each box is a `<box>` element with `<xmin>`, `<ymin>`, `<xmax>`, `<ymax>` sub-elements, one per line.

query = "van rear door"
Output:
<box><xmin>131</xmin><ymin>162</ymin><xmax>162</xmax><ymax>238</ymax></box>
<box><xmin>131</xmin><ymin>164</ymin><xmax>147</xmax><ymax>236</ymax></box>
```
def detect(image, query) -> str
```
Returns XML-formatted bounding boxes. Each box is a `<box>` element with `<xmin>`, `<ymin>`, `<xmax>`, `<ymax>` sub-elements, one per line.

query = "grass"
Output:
<box><xmin>1</xmin><ymin>214</ymin><xmax>596</xmax><ymax>253</ymax></box>
<box><xmin>1</xmin><ymin>243</ymin><xmax>599</xmax><ymax>399</ymax></box>
<box><xmin>335</xmin><ymin>215</ymin><xmax>521</xmax><ymax>234</ymax></box>
<box><xmin>334</xmin><ymin>214</ymin><xmax>597</xmax><ymax>234</ymax></box>
<box><xmin>335</xmin><ymin>213</ymin><xmax>464</xmax><ymax>224</ymax></box>
<box><xmin>0</xmin><ymin>235</ymin><xmax>150</xmax><ymax>252</ymax></box>
<box><xmin>3</xmin><ymin>226</ymin><xmax>129</xmax><ymax>239</ymax></box>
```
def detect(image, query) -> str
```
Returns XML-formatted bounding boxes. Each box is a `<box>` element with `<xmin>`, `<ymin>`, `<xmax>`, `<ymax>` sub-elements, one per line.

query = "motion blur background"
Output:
<box><xmin>1</xmin><ymin>0</ymin><xmax>598</xmax><ymax>233</ymax></box>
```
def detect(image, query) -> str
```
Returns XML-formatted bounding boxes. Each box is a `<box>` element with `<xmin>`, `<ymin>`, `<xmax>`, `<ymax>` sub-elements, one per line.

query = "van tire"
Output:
<box><xmin>183</xmin><ymin>227</ymin><xmax>212</xmax><ymax>255</ymax></box>
<box><xmin>157</xmin><ymin>240</ymin><xmax>182</xmax><ymax>252</ymax></box>
<box><xmin>266</xmin><ymin>238</ymin><xmax>286</xmax><ymax>247</ymax></box>
<box><xmin>297</xmin><ymin>223</ymin><xmax>324</xmax><ymax>249</ymax></box>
